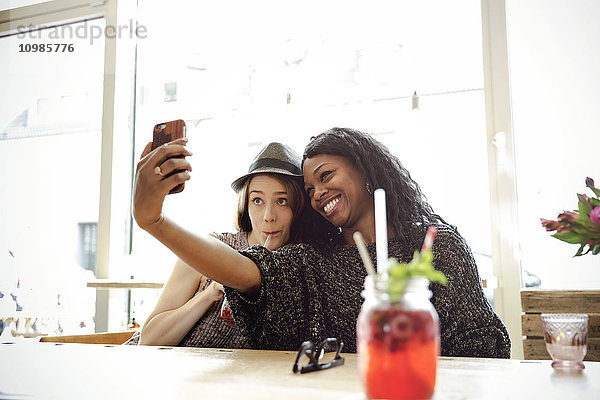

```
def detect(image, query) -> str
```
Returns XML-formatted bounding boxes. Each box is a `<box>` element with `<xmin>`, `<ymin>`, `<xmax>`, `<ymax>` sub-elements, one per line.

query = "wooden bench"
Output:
<box><xmin>39</xmin><ymin>331</ymin><xmax>135</xmax><ymax>345</ymax></box>
<box><xmin>521</xmin><ymin>289</ymin><xmax>600</xmax><ymax>361</ymax></box>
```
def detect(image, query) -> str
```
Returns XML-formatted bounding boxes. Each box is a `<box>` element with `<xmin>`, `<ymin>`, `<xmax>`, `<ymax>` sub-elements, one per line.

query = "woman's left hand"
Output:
<box><xmin>200</xmin><ymin>281</ymin><xmax>225</xmax><ymax>302</ymax></box>
<box><xmin>133</xmin><ymin>138</ymin><xmax>192</xmax><ymax>231</ymax></box>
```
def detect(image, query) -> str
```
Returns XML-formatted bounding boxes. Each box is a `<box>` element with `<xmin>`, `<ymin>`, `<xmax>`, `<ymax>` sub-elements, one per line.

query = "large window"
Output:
<box><xmin>6</xmin><ymin>1</ymin><xmax>597</xmax><ymax>353</ymax></box>
<box><xmin>1</xmin><ymin>0</ymin><xmax>138</xmax><ymax>335</ymax></box>
<box><xmin>506</xmin><ymin>0</ymin><xmax>600</xmax><ymax>288</ymax></box>
<box><xmin>0</xmin><ymin>18</ymin><xmax>105</xmax><ymax>335</ymax></box>
<box><xmin>130</xmin><ymin>0</ymin><xmax>496</xmax><ymax>322</ymax></box>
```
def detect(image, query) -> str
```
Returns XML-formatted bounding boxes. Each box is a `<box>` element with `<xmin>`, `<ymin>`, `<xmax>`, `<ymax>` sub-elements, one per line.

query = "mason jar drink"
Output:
<box><xmin>357</xmin><ymin>276</ymin><xmax>440</xmax><ymax>400</ymax></box>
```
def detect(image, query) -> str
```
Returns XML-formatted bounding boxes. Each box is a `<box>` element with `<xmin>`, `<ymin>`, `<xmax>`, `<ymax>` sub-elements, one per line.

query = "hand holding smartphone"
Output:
<box><xmin>152</xmin><ymin>119</ymin><xmax>187</xmax><ymax>194</ymax></box>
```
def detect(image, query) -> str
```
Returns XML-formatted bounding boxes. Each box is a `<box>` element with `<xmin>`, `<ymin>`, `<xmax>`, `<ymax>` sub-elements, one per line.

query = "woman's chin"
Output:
<box><xmin>324</xmin><ymin>213</ymin><xmax>343</xmax><ymax>229</ymax></box>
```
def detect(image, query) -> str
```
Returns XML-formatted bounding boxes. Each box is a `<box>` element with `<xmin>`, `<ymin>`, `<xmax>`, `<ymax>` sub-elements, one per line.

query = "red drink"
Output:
<box><xmin>357</xmin><ymin>277</ymin><xmax>440</xmax><ymax>400</ymax></box>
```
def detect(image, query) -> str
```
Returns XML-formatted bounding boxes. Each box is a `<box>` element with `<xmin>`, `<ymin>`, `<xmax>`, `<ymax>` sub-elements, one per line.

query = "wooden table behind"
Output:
<box><xmin>1</xmin><ymin>341</ymin><xmax>599</xmax><ymax>399</ymax></box>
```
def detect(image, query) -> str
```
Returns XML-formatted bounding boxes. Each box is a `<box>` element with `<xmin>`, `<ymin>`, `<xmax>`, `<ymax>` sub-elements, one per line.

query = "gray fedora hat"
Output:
<box><xmin>231</xmin><ymin>142</ymin><xmax>303</xmax><ymax>193</ymax></box>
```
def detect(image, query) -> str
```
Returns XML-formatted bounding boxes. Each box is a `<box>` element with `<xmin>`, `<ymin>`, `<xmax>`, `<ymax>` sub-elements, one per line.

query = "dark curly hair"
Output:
<box><xmin>302</xmin><ymin>127</ymin><xmax>448</xmax><ymax>251</ymax></box>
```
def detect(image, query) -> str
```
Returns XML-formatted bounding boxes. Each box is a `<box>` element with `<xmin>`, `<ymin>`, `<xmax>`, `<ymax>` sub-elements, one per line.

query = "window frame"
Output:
<box><xmin>481</xmin><ymin>0</ymin><xmax>523</xmax><ymax>358</ymax></box>
<box><xmin>0</xmin><ymin>0</ymin><xmax>138</xmax><ymax>332</ymax></box>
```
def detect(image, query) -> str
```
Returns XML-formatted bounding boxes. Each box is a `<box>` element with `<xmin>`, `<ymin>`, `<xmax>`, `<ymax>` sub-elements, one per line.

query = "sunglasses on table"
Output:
<box><xmin>292</xmin><ymin>337</ymin><xmax>345</xmax><ymax>374</ymax></box>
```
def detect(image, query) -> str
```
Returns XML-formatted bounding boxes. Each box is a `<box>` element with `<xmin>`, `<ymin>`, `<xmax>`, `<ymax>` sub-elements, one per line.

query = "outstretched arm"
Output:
<box><xmin>133</xmin><ymin>139</ymin><xmax>261</xmax><ymax>294</ymax></box>
<box><xmin>140</xmin><ymin>259</ymin><xmax>223</xmax><ymax>346</ymax></box>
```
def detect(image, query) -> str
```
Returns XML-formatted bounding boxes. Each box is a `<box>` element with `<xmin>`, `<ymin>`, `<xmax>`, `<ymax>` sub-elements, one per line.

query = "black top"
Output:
<box><xmin>224</xmin><ymin>224</ymin><xmax>511</xmax><ymax>358</ymax></box>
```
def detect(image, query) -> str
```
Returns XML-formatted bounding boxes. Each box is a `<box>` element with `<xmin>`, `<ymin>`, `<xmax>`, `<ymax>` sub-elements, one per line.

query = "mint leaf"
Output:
<box><xmin>383</xmin><ymin>252</ymin><xmax>447</xmax><ymax>302</ymax></box>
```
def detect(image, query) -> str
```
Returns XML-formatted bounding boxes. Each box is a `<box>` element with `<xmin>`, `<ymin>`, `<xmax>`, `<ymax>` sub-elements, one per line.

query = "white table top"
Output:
<box><xmin>1</xmin><ymin>341</ymin><xmax>599</xmax><ymax>399</ymax></box>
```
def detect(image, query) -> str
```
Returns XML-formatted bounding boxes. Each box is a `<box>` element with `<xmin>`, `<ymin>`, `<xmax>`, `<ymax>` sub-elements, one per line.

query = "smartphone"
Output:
<box><xmin>152</xmin><ymin>119</ymin><xmax>187</xmax><ymax>194</ymax></box>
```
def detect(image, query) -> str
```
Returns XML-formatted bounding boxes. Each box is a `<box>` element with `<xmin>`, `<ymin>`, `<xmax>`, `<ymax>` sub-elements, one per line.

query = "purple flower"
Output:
<box><xmin>586</xmin><ymin>177</ymin><xmax>595</xmax><ymax>189</ymax></box>
<box><xmin>591</xmin><ymin>206</ymin><xmax>600</xmax><ymax>226</ymax></box>
<box><xmin>541</xmin><ymin>177</ymin><xmax>600</xmax><ymax>256</ymax></box>
<box><xmin>541</xmin><ymin>218</ymin><xmax>561</xmax><ymax>232</ymax></box>
<box><xmin>558</xmin><ymin>211</ymin><xmax>579</xmax><ymax>223</ymax></box>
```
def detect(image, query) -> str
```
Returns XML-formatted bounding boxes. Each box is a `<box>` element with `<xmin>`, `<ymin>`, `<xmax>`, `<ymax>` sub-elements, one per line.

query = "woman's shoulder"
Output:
<box><xmin>274</xmin><ymin>242</ymin><xmax>319</xmax><ymax>258</ymax></box>
<box><xmin>430</xmin><ymin>223</ymin><xmax>469</xmax><ymax>251</ymax></box>
<box><xmin>214</xmin><ymin>231</ymin><xmax>249</xmax><ymax>250</ymax></box>
<box><xmin>427</xmin><ymin>222</ymin><xmax>478</xmax><ymax>273</ymax></box>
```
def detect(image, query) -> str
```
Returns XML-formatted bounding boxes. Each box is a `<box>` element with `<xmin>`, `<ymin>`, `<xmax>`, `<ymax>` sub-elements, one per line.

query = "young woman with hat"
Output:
<box><xmin>133</xmin><ymin>128</ymin><xmax>510</xmax><ymax>357</ymax></box>
<box><xmin>133</xmin><ymin>142</ymin><xmax>330</xmax><ymax>347</ymax></box>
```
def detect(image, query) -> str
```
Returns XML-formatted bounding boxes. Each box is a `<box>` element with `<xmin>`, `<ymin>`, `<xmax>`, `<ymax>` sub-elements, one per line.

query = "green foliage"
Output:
<box><xmin>383</xmin><ymin>250</ymin><xmax>447</xmax><ymax>302</ymax></box>
<box><xmin>541</xmin><ymin>177</ymin><xmax>600</xmax><ymax>257</ymax></box>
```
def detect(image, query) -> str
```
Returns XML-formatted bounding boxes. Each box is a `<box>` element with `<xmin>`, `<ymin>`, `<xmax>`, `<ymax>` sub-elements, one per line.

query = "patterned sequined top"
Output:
<box><xmin>224</xmin><ymin>224</ymin><xmax>511</xmax><ymax>357</ymax></box>
<box><xmin>177</xmin><ymin>231</ymin><xmax>250</xmax><ymax>348</ymax></box>
<box><xmin>125</xmin><ymin>231</ymin><xmax>250</xmax><ymax>348</ymax></box>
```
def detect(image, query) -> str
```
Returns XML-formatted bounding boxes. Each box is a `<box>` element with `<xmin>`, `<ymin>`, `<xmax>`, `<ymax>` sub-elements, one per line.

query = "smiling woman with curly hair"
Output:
<box><xmin>303</xmin><ymin>127</ymin><xmax>448</xmax><ymax>252</ymax></box>
<box><xmin>133</xmin><ymin>127</ymin><xmax>511</xmax><ymax>358</ymax></box>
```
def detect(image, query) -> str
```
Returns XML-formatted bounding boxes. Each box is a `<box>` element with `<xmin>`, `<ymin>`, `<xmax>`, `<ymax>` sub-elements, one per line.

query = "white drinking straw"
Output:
<box><xmin>263</xmin><ymin>234</ymin><xmax>272</xmax><ymax>249</ymax></box>
<box><xmin>374</xmin><ymin>188</ymin><xmax>388</xmax><ymax>274</ymax></box>
<box><xmin>352</xmin><ymin>231</ymin><xmax>377</xmax><ymax>277</ymax></box>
